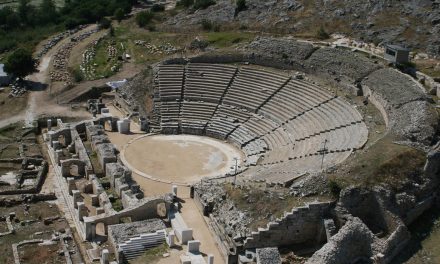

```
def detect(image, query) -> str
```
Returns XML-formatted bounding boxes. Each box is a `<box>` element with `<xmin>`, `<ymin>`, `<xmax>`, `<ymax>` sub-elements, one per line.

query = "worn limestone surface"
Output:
<box><xmin>362</xmin><ymin>68</ymin><xmax>437</xmax><ymax>145</ymax></box>
<box><xmin>256</xmin><ymin>247</ymin><xmax>282</xmax><ymax>264</ymax></box>
<box><xmin>245</xmin><ymin>37</ymin><xmax>316</xmax><ymax>69</ymax></box>
<box><xmin>304</xmin><ymin>47</ymin><xmax>382</xmax><ymax>82</ymax></box>
<box><xmin>362</xmin><ymin>68</ymin><xmax>427</xmax><ymax>107</ymax></box>
<box><xmin>306</xmin><ymin>217</ymin><xmax>374</xmax><ymax>264</ymax></box>
<box><xmin>391</xmin><ymin>100</ymin><xmax>438</xmax><ymax>145</ymax></box>
<box><xmin>108</xmin><ymin>219</ymin><xmax>166</xmax><ymax>245</ymax></box>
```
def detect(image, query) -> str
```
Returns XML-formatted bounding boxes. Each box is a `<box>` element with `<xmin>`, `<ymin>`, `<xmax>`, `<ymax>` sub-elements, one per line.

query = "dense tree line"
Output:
<box><xmin>0</xmin><ymin>0</ymin><xmax>137</xmax><ymax>53</ymax></box>
<box><xmin>0</xmin><ymin>0</ymin><xmax>136</xmax><ymax>30</ymax></box>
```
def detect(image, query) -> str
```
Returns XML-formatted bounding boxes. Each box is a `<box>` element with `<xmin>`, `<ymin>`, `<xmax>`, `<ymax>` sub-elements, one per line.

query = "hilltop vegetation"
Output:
<box><xmin>0</xmin><ymin>0</ymin><xmax>137</xmax><ymax>56</ymax></box>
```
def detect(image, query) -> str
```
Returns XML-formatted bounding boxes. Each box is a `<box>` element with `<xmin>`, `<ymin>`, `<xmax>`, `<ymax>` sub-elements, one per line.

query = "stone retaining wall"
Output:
<box><xmin>244</xmin><ymin>202</ymin><xmax>333</xmax><ymax>249</ymax></box>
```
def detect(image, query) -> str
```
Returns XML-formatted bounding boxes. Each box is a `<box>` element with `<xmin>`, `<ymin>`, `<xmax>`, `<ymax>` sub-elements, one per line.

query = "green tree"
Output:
<box><xmin>328</xmin><ymin>180</ymin><xmax>342</xmax><ymax>198</ymax></box>
<box><xmin>0</xmin><ymin>7</ymin><xmax>20</xmax><ymax>29</ymax></box>
<box><xmin>135</xmin><ymin>11</ymin><xmax>154</xmax><ymax>27</ymax></box>
<box><xmin>4</xmin><ymin>48</ymin><xmax>36</xmax><ymax>79</ymax></box>
<box><xmin>18</xmin><ymin>0</ymin><xmax>31</xmax><ymax>24</ymax></box>
<box><xmin>99</xmin><ymin>17</ymin><xmax>111</xmax><ymax>29</ymax></box>
<box><xmin>151</xmin><ymin>4</ymin><xmax>165</xmax><ymax>12</ymax></box>
<box><xmin>114</xmin><ymin>8</ymin><xmax>125</xmax><ymax>22</ymax></box>
<box><xmin>235</xmin><ymin>0</ymin><xmax>246</xmax><ymax>14</ymax></box>
<box><xmin>109</xmin><ymin>25</ymin><xmax>115</xmax><ymax>36</ymax></box>
<box><xmin>38</xmin><ymin>0</ymin><xmax>57</xmax><ymax>24</ymax></box>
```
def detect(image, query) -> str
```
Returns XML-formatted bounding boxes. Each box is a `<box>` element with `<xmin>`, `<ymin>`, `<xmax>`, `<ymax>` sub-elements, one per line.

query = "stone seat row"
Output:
<box><xmin>249</xmin><ymin>151</ymin><xmax>352</xmax><ymax>183</ymax></box>
<box><xmin>259</xmin><ymin>80</ymin><xmax>335</xmax><ymax>123</ymax></box>
<box><xmin>222</xmin><ymin>68</ymin><xmax>290</xmax><ymax>112</ymax></box>
<box><xmin>261</xmin><ymin>122</ymin><xmax>367</xmax><ymax>164</ymax></box>
<box><xmin>118</xmin><ymin>230</ymin><xmax>167</xmax><ymax>260</ymax></box>
<box><xmin>283</xmin><ymin>98</ymin><xmax>363</xmax><ymax>141</ymax></box>
<box><xmin>158</xmin><ymin>65</ymin><xmax>185</xmax><ymax>101</ymax></box>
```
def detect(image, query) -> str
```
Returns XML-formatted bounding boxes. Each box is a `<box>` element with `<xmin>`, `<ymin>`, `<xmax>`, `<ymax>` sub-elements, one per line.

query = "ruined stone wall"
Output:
<box><xmin>374</xmin><ymin>223</ymin><xmax>410</xmax><ymax>264</ymax></box>
<box><xmin>71</xmin><ymin>127</ymin><xmax>93</xmax><ymax>175</ymax></box>
<box><xmin>244</xmin><ymin>202</ymin><xmax>332</xmax><ymax>249</ymax></box>
<box><xmin>306</xmin><ymin>217</ymin><xmax>374</xmax><ymax>264</ymax></box>
<box><xmin>0</xmin><ymin>159</ymin><xmax>48</xmax><ymax>195</ymax></box>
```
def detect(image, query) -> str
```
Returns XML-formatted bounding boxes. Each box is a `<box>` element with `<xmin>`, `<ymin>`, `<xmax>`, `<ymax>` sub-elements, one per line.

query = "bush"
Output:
<box><xmin>71</xmin><ymin>68</ymin><xmax>84</xmax><ymax>82</ymax></box>
<box><xmin>151</xmin><ymin>4</ymin><xmax>165</xmax><ymax>12</ymax></box>
<box><xmin>200</xmin><ymin>19</ymin><xmax>220</xmax><ymax>31</ymax></box>
<box><xmin>136</xmin><ymin>11</ymin><xmax>154</xmax><ymax>27</ymax></box>
<box><xmin>189</xmin><ymin>38</ymin><xmax>209</xmax><ymax>50</ymax></box>
<box><xmin>64</xmin><ymin>18</ymin><xmax>80</xmax><ymax>30</ymax></box>
<box><xmin>176</xmin><ymin>0</ymin><xmax>194</xmax><ymax>8</ymax></box>
<box><xmin>328</xmin><ymin>180</ymin><xmax>341</xmax><ymax>197</ymax></box>
<box><xmin>194</xmin><ymin>0</ymin><xmax>215</xmax><ymax>10</ymax></box>
<box><xmin>316</xmin><ymin>26</ymin><xmax>330</xmax><ymax>40</ymax></box>
<box><xmin>114</xmin><ymin>8</ymin><xmax>125</xmax><ymax>22</ymax></box>
<box><xmin>200</xmin><ymin>19</ymin><xmax>213</xmax><ymax>30</ymax></box>
<box><xmin>235</xmin><ymin>0</ymin><xmax>246</xmax><ymax>14</ymax></box>
<box><xmin>99</xmin><ymin>17</ymin><xmax>111</xmax><ymax>29</ymax></box>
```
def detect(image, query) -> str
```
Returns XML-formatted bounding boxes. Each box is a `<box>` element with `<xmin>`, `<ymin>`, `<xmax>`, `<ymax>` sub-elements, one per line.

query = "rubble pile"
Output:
<box><xmin>34</xmin><ymin>25</ymin><xmax>87</xmax><ymax>65</ymax></box>
<box><xmin>196</xmin><ymin>182</ymin><xmax>253</xmax><ymax>240</ymax></box>
<box><xmin>107</xmin><ymin>44</ymin><xmax>117</xmax><ymax>58</ymax></box>
<box><xmin>134</xmin><ymin>40</ymin><xmax>181</xmax><ymax>55</ymax></box>
<box><xmin>50</xmin><ymin>29</ymin><xmax>99</xmax><ymax>83</ymax></box>
<box><xmin>80</xmin><ymin>36</ymin><xmax>105</xmax><ymax>80</ymax></box>
<box><xmin>8</xmin><ymin>81</ymin><xmax>27</xmax><ymax>97</ymax></box>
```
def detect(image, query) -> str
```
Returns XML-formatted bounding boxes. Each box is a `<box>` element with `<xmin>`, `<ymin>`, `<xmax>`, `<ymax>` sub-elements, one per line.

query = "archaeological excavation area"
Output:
<box><xmin>0</xmin><ymin>23</ymin><xmax>439</xmax><ymax>264</ymax></box>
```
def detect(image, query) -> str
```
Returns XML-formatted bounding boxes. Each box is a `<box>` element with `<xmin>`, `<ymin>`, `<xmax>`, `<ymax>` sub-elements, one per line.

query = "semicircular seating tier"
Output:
<box><xmin>154</xmin><ymin>63</ymin><xmax>368</xmax><ymax>185</ymax></box>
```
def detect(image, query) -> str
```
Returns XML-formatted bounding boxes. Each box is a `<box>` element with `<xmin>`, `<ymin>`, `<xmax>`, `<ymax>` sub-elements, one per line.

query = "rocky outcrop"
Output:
<box><xmin>164</xmin><ymin>0</ymin><xmax>440</xmax><ymax>57</ymax></box>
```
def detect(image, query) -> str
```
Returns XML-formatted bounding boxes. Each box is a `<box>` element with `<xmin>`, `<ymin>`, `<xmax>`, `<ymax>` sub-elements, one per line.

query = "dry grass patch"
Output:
<box><xmin>0</xmin><ymin>88</ymin><xmax>28</xmax><ymax>120</ymax></box>
<box><xmin>329</xmin><ymin>135</ymin><xmax>426</xmax><ymax>191</ymax></box>
<box><xmin>225</xmin><ymin>184</ymin><xmax>333</xmax><ymax>230</ymax></box>
<box><xmin>129</xmin><ymin>243</ymin><xmax>169</xmax><ymax>264</ymax></box>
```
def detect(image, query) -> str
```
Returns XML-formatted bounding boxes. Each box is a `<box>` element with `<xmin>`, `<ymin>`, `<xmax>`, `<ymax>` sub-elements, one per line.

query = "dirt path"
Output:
<box><xmin>0</xmin><ymin>26</ymin><xmax>97</xmax><ymax>129</ymax></box>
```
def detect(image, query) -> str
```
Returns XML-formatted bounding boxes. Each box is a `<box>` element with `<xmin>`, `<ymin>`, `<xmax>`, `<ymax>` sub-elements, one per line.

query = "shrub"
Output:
<box><xmin>200</xmin><ymin>19</ymin><xmax>213</xmax><ymax>31</ymax></box>
<box><xmin>99</xmin><ymin>17</ymin><xmax>111</xmax><ymax>29</ymax></box>
<box><xmin>316</xmin><ymin>26</ymin><xmax>330</xmax><ymax>40</ymax></box>
<box><xmin>235</xmin><ymin>0</ymin><xmax>246</xmax><ymax>14</ymax></box>
<box><xmin>328</xmin><ymin>180</ymin><xmax>341</xmax><ymax>197</ymax></box>
<box><xmin>194</xmin><ymin>0</ymin><xmax>215</xmax><ymax>10</ymax></box>
<box><xmin>136</xmin><ymin>11</ymin><xmax>154</xmax><ymax>27</ymax></box>
<box><xmin>189</xmin><ymin>38</ymin><xmax>209</xmax><ymax>50</ymax></box>
<box><xmin>200</xmin><ymin>19</ymin><xmax>220</xmax><ymax>31</ymax></box>
<box><xmin>71</xmin><ymin>68</ymin><xmax>84</xmax><ymax>82</ymax></box>
<box><xmin>176</xmin><ymin>0</ymin><xmax>194</xmax><ymax>8</ymax></box>
<box><xmin>114</xmin><ymin>8</ymin><xmax>125</xmax><ymax>22</ymax></box>
<box><xmin>64</xmin><ymin>18</ymin><xmax>80</xmax><ymax>30</ymax></box>
<box><xmin>151</xmin><ymin>4</ymin><xmax>165</xmax><ymax>12</ymax></box>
